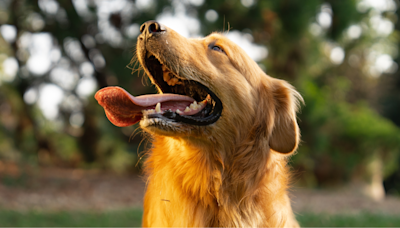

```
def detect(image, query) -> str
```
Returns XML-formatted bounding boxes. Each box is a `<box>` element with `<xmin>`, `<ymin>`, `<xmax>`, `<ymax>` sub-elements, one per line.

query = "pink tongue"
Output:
<box><xmin>94</xmin><ymin>86</ymin><xmax>196</xmax><ymax>127</ymax></box>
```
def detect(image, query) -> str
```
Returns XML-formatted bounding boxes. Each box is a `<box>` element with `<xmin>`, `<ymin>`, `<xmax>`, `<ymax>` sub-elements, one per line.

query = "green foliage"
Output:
<box><xmin>326</xmin><ymin>0</ymin><xmax>362</xmax><ymax>40</ymax></box>
<box><xmin>0</xmin><ymin>0</ymin><xmax>399</xmax><ymax>188</ymax></box>
<box><xmin>0</xmin><ymin>0</ymin><xmax>157</xmax><ymax>171</ymax></box>
<box><xmin>295</xmin><ymin>77</ymin><xmax>400</xmax><ymax>184</ymax></box>
<box><xmin>275</xmin><ymin>0</ymin><xmax>321</xmax><ymax>39</ymax></box>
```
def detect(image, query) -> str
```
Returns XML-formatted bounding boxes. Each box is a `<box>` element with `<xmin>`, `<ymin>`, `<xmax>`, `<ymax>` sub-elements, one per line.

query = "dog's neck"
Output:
<box><xmin>144</xmin><ymin>134</ymin><xmax>291</xmax><ymax>226</ymax></box>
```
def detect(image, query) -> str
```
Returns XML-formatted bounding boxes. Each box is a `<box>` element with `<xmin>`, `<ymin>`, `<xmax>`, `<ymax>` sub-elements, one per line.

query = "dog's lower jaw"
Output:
<box><xmin>142</xmin><ymin>136</ymin><xmax>299</xmax><ymax>227</ymax></box>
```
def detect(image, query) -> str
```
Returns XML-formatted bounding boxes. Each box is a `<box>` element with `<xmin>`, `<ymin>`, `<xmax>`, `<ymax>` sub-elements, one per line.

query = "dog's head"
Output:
<box><xmin>95</xmin><ymin>21</ymin><xmax>302</xmax><ymax>154</ymax></box>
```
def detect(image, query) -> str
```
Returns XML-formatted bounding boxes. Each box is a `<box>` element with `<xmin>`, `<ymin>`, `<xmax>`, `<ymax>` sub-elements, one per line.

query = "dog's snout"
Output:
<box><xmin>140</xmin><ymin>21</ymin><xmax>166</xmax><ymax>35</ymax></box>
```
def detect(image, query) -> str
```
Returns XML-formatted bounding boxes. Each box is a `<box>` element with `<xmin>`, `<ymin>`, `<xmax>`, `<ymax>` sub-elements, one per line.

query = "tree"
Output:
<box><xmin>0</xmin><ymin>0</ymin><xmax>172</xmax><ymax>170</ymax></box>
<box><xmin>0</xmin><ymin>0</ymin><xmax>399</xmax><ymax>198</ymax></box>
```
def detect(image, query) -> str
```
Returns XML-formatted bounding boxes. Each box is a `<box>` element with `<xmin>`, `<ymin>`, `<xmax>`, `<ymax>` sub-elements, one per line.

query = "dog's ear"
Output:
<box><xmin>268</xmin><ymin>80</ymin><xmax>302</xmax><ymax>154</ymax></box>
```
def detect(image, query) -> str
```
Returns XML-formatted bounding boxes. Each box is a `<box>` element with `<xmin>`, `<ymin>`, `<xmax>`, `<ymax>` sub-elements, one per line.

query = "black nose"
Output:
<box><xmin>140</xmin><ymin>21</ymin><xmax>165</xmax><ymax>35</ymax></box>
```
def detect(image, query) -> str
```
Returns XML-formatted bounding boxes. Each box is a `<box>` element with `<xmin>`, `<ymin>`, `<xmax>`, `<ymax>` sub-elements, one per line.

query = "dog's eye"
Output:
<box><xmin>210</xmin><ymin>45</ymin><xmax>225</xmax><ymax>54</ymax></box>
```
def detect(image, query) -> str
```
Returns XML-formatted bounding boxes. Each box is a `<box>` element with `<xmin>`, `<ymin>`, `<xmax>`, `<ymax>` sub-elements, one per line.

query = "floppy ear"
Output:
<box><xmin>268</xmin><ymin>80</ymin><xmax>303</xmax><ymax>154</ymax></box>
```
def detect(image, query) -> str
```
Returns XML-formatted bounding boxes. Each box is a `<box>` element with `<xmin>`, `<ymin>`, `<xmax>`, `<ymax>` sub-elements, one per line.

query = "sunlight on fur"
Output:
<box><xmin>95</xmin><ymin>20</ymin><xmax>303</xmax><ymax>227</ymax></box>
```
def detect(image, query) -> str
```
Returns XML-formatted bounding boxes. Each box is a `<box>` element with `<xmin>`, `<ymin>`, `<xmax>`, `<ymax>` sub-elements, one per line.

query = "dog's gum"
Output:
<box><xmin>163</xmin><ymin>71</ymin><xmax>171</xmax><ymax>82</ymax></box>
<box><xmin>162</xmin><ymin>67</ymin><xmax>184</xmax><ymax>86</ymax></box>
<box><xmin>167</xmin><ymin>77</ymin><xmax>179</xmax><ymax>86</ymax></box>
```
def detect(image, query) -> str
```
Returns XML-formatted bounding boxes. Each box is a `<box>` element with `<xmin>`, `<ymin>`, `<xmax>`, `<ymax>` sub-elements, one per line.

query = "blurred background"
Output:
<box><xmin>1</xmin><ymin>0</ymin><xmax>400</xmax><ymax>226</ymax></box>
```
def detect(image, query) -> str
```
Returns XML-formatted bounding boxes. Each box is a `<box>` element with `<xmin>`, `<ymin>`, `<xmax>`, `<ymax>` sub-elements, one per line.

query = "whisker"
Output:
<box><xmin>129</xmin><ymin>126</ymin><xmax>143</xmax><ymax>142</ymax></box>
<box><xmin>135</xmin><ymin>132</ymin><xmax>151</xmax><ymax>168</ymax></box>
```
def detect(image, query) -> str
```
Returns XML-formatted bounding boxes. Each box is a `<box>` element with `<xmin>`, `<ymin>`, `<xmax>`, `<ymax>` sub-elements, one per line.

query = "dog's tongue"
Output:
<box><xmin>95</xmin><ymin>86</ymin><xmax>196</xmax><ymax>127</ymax></box>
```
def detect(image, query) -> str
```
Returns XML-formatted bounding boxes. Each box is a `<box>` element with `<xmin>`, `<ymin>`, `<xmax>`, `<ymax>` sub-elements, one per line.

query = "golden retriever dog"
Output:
<box><xmin>95</xmin><ymin>20</ymin><xmax>302</xmax><ymax>227</ymax></box>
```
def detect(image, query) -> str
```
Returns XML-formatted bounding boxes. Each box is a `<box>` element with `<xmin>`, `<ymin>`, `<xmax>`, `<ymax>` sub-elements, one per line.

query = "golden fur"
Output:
<box><xmin>138</xmin><ymin>25</ymin><xmax>302</xmax><ymax>227</ymax></box>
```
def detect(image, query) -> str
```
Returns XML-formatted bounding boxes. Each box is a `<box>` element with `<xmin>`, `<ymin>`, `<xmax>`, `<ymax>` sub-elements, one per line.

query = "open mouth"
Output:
<box><xmin>142</xmin><ymin>53</ymin><xmax>223</xmax><ymax>126</ymax></box>
<box><xmin>94</xmin><ymin>52</ymin><xmax>223</xmax><ymax>128</ymax></box>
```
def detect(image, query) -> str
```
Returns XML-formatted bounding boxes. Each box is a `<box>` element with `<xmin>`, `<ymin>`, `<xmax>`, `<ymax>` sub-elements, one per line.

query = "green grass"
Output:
<box><xmin>0</xmin><ymin>208</ymin><xmax>143</xmax><ymax>227</ymax></box>
<box><xmin>297</xmin><ymin>212</ymin><xmax>400</xmax><ymax>227</ymax></box>
<box><xmin>0</xmin><ymin>209</ymin><xmax>399</xmax><ymax>227</ymax></box>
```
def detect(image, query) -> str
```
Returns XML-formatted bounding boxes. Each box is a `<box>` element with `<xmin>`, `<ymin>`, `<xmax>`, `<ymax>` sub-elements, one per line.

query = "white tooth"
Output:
<box><xmin>155</xmin><ymin>103</ymin><xmax>161</xmax><ymax>113</ymax></box>
<box><xmin>184</xmin><ymin>106</ymin><xmax>191</xmax><ymax>112</ymax></box>
<box><xmin>190</xmin><ymin>103</ymin><xmax>197</xmax><ymax>110</ymax></box>
<box><xmin>146</xmin><ymin>52</ymin><xmax>153</xmax><ymax>58</ymax></box>
<box><xmin>176</xmin><ymin>109</ymin><xmax>182</xmax><ymax>114</ymax></box>
<box><xmin>193</xmin><ymin>101</ymin><xmax>197</xmax><ymax>105</ymax></box>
